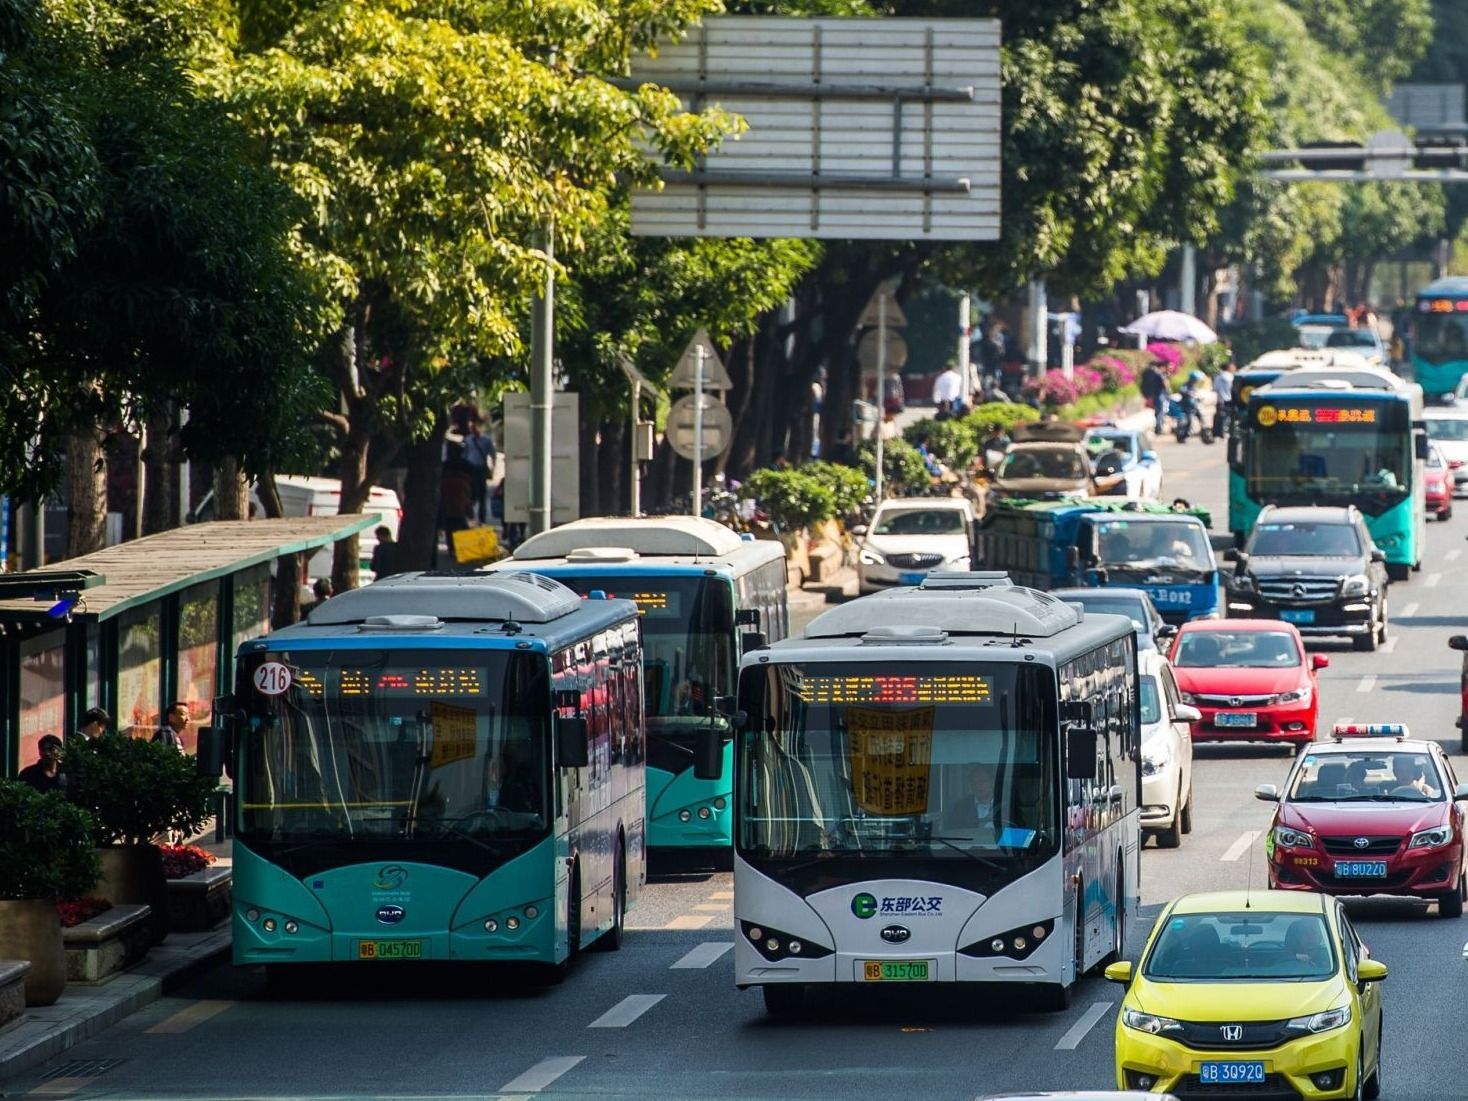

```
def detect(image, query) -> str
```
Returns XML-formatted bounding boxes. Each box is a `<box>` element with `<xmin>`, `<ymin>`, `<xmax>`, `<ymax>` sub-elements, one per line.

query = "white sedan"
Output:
<box><xmin>856</xmin><ymin>498</ymin><xmax>976</xmax><ymax>594</ymax></box>
<box><xmin>1138</xmin><ymin>650</ymin><xmax>1199</xmax><ymax>849</ymax></box>
<box><xmin>1425</xmin><ymin>410</ymin><xmax>1468</xmax><ymax>497</ymax></box>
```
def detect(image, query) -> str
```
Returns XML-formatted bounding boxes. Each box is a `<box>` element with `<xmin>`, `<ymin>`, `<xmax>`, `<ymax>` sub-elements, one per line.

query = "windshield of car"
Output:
<box><xmin>872</xmin><ymin>508</ymin><xmax>967</xmax><ymax>535</ymax></box>
<box><xmin>1144</xmin><ymin>912</ymin><xmax>1337</xmax><ymax>982</ymax></box>
<box><xmin>1415</xmin><ymin>310</ymin><xmax>1468</xmax><ymax>365</ymax></box>
<box><xmin>1174</xmin><ymin>630</ymin><xmax>1301</xmax><ymax>668</ymax></box>
<box><xmin>1095</xmin><ymin>519</ymin><xmax>1210</xmax><ymax>567</ymax></box>
<box><xmin>1325</xmin><ymin>329</ymin><xmax>1378</xmax><ymax>349</ymax></box>
<box><xmin>1247</xmin><ymin>521</ymin><xmax>1361</xmax><ymax>558</ymax></box>
<box><xmin>1426</xmin><ymin>417</ymin><xmax>1468</xmax><ymax>442</ymax></box>
<box><xmin>1288</xmin><ymin>749</ymin><xmax>1444</xmax><ymax>802</ymax></box>
<box><xmin>997</xmin><ymin>448</ymin><xmax>1088</xmax><ymax>481</ymax></box>
<box><xmin>1061</xmin><ymin>597</ymin><xmax>1153</xmax><ymax>643</ymax></box>
<box><xmin>1085</xmin><ymin>432</ymin><xmax>1138</xmax><ymax>461</ymax></box>
<box><xmin>1139</xmin><ymin>676</ymin><xmax>1162</xmax><ymax>725</ymax></box>
<box><xmin>1296</xmin><ymin>328</ymin><xmax>1331</xmax><ymax>349</ymax></box>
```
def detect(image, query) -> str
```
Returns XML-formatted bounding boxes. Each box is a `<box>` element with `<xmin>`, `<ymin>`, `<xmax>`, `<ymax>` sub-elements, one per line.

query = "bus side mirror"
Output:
<box><xmin>736</xmin><ymin>608</ymin><xmax>761</xmax><ymax>627</ymax></box>
<box><xmin>1066</xmin><ymin>727</ymin><xmax>1098</xmax><ymax>780</ymax></box>
<box><xmin>741</xmin><ymin>632</ymin><xmax>768</xmax><ymax>654</ymax></box>
<box><xmin>196</xmin><ymin>727</ymin><xmax>227</xmax><ymax>777</ymax></box>
<box><xmin>556</xmin><ymin>716</ymin><xmax>589</xmax><ymax>769</ymax></box>
<box><xmin>1416</xmin><ymin>433</ymin><xmax>1430</xmax><ymax>461</ymax></box>
<box><xmin>693</xmin><ymin>730</ymin><xmax>724</xmax><ymax>781</ymax></box>
<box><xmin>1227</xmin><ymin>433</ymin><xmax>1243</xmax><ymax>471</ymax></box>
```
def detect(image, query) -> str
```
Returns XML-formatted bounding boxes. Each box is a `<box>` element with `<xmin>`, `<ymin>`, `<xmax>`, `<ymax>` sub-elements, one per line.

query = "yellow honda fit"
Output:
<box><xmin>1106</xmin><ymin>890</ymin><xmax>1385</xmax><ymax>1099</ymax></box>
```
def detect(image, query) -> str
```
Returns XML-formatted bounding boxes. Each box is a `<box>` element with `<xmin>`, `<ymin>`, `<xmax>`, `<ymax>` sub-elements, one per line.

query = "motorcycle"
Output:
<box><xmin>1169</xmin><ymin>391</ymin><xmax>1214</xmax><ymax>445</ymax></box>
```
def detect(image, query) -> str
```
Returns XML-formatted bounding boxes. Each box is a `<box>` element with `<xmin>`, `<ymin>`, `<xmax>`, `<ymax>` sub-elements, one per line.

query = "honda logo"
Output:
<box><xmin>1354</xmin><ymin>837</ymin><xmax>1371</xmax><ymax>849</ymax></box>
<box><xmin>1229</xmin><ymin>697</ymin><xmax>1243</xmax><ymax>708</ymax></box>
<box><xmin>1221</xmin><ymin>1024</ymin><xmax>1244</xmax><ymax>1041</ymax></box>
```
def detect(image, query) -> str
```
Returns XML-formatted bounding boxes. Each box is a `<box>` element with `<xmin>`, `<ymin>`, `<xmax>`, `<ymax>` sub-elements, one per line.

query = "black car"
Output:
<box><xmin>1224</xmin><ymin>505</ymin><xmax>1390</xmax><ymax>651</ymax></box>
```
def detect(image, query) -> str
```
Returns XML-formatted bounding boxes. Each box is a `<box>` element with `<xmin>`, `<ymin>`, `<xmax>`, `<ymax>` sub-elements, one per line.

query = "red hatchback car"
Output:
<box><xmin>1425</xmin><ymin>442</ymin><xmax>1454</xmax><ymax>521</ymax></box>
<box><xmin>1256</xmin><ymin>725</ymin><xmax>1468</xmax><ymax>915</ymax></box>
<box><xmin>1167</xmin><ymin>619</ymin><xmax>1325</xmax><ymax>749</ymax></box>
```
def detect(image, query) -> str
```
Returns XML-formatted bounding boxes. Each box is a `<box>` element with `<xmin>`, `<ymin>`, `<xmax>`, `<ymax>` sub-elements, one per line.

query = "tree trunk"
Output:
<box><xmin>66</xmin><ymin>421</ymin><xmax>108</xmax><ymax>557</ymax></box>
<box><xmin>597</xmin><ymin>418</ymin><xmax>625</xmax><ymax>514</ymax></box>
<box><xmin>578</xmin><ymin>413</ymin><xmax>600</xmax><ymax>517</ymax></box>
<box><xmin>213</xmin><ymin>456</ymin><xmax>248</xmax><ymax>521</ymax></box>
<box><xmin>141</xmin><ymin>407</ymin><xmax>175</xmax><ymax>535</ymax></box>
<box><xmin>397</xmin><ymin>416</ymin><xmax>447</xmax><ymax>573</ymax></box>
<box><xmin>260</xmin><ymin>474</ymin><xmax>302</xmax><ymax>628</ymax></box>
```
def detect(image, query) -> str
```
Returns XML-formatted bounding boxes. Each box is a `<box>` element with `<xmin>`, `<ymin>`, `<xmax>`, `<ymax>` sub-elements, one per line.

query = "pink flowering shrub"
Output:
<box><xmin>1091</xmin><ymin>355</ymin><xmax>1136</xmax><ymax>390</ymax></box>
<box><xmin>1021</xmin><ymin>370</ymin><xmax>1081</xmax><ymax>407</ymax></box>
<box><xmin>1146</xmin><ymin>342</ymin><xmax>1183</xmax><ymax>373</ymax></box>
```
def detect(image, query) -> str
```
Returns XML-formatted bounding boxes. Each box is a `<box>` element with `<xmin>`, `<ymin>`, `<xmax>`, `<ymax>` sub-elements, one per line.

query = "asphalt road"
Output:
<box><xmin>12</xmin><ymin>433</ymin><xmax>1468</xmax><ymax>1101</ymax></box>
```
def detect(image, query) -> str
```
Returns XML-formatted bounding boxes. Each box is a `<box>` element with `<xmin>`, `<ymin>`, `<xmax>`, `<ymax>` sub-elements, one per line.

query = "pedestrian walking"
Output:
<box><xmin>1140</xmin><ymin>360</ymin><xmax>1168</xmax><ymax>434</ymax></box>
<box><xmin>462</xmin><ymin>415</ymin><xmax>497</xmax><ymax>524</ymax></box>
<box><xmin>17</xmin><ymin>735</ymin><xmax>67</xmax><ymax>794</ymax></box>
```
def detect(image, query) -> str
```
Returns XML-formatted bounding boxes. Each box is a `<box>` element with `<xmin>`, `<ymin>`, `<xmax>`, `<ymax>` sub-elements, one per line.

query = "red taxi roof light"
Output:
<box><xmin>1330</xmin><ymin>723</ymin><xmax>1408</xmax><ymax>741</ymax></box>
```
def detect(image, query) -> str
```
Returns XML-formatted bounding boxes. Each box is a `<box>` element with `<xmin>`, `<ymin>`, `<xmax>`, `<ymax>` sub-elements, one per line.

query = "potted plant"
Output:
<box><xmin>65</xmin><ymin>736</ymin><xmax>219</xmax><ymax>943</ymax></box>
<box><xmin>0</xmin><ymin>781</ymin><xmax>101</xmax><ymax>1005</ymax></box>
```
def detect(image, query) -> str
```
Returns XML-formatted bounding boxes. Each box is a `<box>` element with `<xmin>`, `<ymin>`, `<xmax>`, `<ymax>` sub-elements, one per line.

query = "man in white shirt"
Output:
<box><xmin>931</xmin><ymin>360</ymin><xmax>964</xmax><ymax>413</ymax></box>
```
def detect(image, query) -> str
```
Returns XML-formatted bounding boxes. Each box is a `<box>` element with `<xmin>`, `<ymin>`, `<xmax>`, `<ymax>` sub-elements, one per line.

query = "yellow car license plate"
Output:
<box><xmin>862</xmin><ymin>959</ymin><xmax>931</xmax><ymax>981</ymax></box>
<box><xmin>357</xmin><ymin>939</ymin><xmax>424</xmax><ymax>960</ymax></box>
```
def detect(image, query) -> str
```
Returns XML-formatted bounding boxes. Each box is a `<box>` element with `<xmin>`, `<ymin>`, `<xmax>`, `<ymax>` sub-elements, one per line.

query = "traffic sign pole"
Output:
<box><xmin>874</xmin><ymin>293</ymin><xmax>887</xmax><ymax>503</ymax></box>
<box><xmin>692</xmin><ymin>344</ymin><xmax>705</xmax><ymax>517</ymax></box>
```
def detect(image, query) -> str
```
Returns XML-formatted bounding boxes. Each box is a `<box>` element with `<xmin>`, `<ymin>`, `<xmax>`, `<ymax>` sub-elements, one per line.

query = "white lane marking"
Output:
<box><xmin>708</xmin><ymin>890</ymin><xmax>734</xmax><ymax>900</ymax></box>
<box><xmin>146</xmin><ymin>999</ymin><xmax>235</xmax><ymax>1034</ymax></box>
<box><xmin>1448</xmin><ymin>548</ymin><xmax>1462</xmax><ymax>562</ymax></box>
<box><xmin>1382</xmin><ymin>637</ymin><xmax>1398</xmax><ymax>654</ymax></box>
<box><xmin>1358</xmin><ymin>675</ymin><xmax>1377</xmax><ymax>694</ymax></box>
<box><xmin>671</xmin><ymin>941</ymin><xmax>734</xmax><ymax>969</ymax></box>
<box><xmin>497</xmin><ymin>1056</ymin><xmax>586</xmax><ymax>1094</ymax></box>
<box><xmin>1426</xmin><ymin>573</ymin><xmax>1442</xmax><ymax>588</ymax></box>
<box><xmin>1401</xmin><ymin>602</ymin><xmax>1420</xmax><ymax>617</ymax></box>
<box><xmin>1221</xmin><ymin>831</ymin><xmax>1260</xmax><ymax>862</ymax></box>
<box><xmin>1335</xmin><ymin>717</ymin><xmax>1355</xmax><ymax>726</ymax></box>
<box><xmin>663</xmin><ymin>914</ymin><xmax>714</xmax><ymax>930</ymax></box>
<box><xmin>588</xmin><ymin>994</ymin><xmax>666</xmax><ymax>1028</ymax></box>
<box><xmin>1054</xmin><ymin>1001</ymin><xmax>1115</xmax><ymax>1050</ymax></box>
<box><xmin>693</xmin><ymin>903</ymin><xmax>731</xmax><ymax>912</ymax></box>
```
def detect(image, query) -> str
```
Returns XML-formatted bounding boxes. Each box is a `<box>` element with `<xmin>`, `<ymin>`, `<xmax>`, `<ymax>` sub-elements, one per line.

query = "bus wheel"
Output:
<box><xmin>1387</xmin><ymin>562</ymin><xmax>1409</xmax><ymax>582</ymax></box>
<box><xmin>761</xmin><ymin>983</ymin><xmax>806</xmax><ymax>1018</ymax></box>
<box><xmin>593</xmin><ymin>843</ymin><xmax>625</xmax><ymax>952</ymax></box>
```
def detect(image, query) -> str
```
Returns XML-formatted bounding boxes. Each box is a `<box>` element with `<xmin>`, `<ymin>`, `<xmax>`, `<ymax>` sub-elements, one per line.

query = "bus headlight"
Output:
<box><xmin>960</xmin><ymin>919</ymin><xmax>1055</xmax><ymax>961</ymax></box>
<box><xmin>484</xmin><ymin>918</ymin><xmax>498</xmax><ymax>932</ymax></box>
<box><xmin>284</xmin><ymin>920</ymin><xmax>299</xmax><ymax>935</ymax></box>
<box><xmin>678</xmin><ymin>809</ymin><xmax>693</xmax><ymax>822</ymax></box>
<box><xmin>740</xmin><ymin>920</ymin><xmax>831</xmax><ymax>962</ymax></box>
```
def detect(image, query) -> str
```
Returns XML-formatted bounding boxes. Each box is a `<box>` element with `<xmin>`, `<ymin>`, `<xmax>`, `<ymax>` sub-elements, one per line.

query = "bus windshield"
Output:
<box><xmin>737</xmin><ymin>663</ymin><xmax>1057</xmax><ymax>860</ymax></box>
<box><xmin>1246</xmin><ymin>402</ymin><xmax>1411</xmax><ymax>506</ymax></box>
<box><xmin>237</xmin><ymin>650</ymin><xmax>551</xmax><ymax>844</ymax></box>
<box><xmin>539</xmin><ymin>575</ymin><xmax>733</xmax><ymax>720</ymax></box>
<box><xmin>1415</xmin><ymin>308</ymin><xmax>1468</xmax><ymax>364</ymax></box>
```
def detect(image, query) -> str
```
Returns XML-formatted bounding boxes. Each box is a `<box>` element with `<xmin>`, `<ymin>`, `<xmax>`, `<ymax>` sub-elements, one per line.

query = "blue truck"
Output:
<box><xmin>973</xmin><ymin>500</ymin><xmax>1222</xmax><ymax>623</ymax></box>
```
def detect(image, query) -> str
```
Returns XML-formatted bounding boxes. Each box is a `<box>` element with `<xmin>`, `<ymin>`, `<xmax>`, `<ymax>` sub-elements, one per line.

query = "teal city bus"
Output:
<box><xmin>1225</xmin><ymin>348</ymin><xmax>1378</xmax><ymax>540</ymax></box>
<box><xmin>489</xmin><ymin>517</ymin><xmax>788</xmax><ymax>864</ymax></box>
<box><xmin>1412</xmin><ymin>277</ymin><xmax>1468</xmax><ymax>400</ymax></box>
<box><xmin>224</xmin><ymin>571</ymin><xmax>647</xmax><ymax>979</ymax></box>
<box><xmin>1229</xmin><ymin>365</ymin><xmax>1427</xmax><ymax>578</ymax></box>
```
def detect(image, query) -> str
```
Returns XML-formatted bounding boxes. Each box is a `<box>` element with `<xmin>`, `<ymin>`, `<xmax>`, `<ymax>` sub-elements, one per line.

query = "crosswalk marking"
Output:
<box><xmin>671</xmin><ymin>942</ymin><xmax>733</xmax><ymax>969</ymax></box>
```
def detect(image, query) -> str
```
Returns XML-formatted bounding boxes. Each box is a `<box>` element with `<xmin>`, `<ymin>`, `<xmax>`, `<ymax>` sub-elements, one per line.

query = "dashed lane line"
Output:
<box><xmin>1448</xmin><ymin>548</ymin><xmax>1462</xmax><ymax>562</ymax></box>
<box><xmin>1358</xmin><ymin>675</ymin><xmax>1377</xmax><ymax>694</ymax></box>
<box><xmin>495</xmin><ymin>1057</ymin><xmax>587</xmax><ymax>1095</ymax></box>
<box><xmin>1402</xmin><ymin>602</ymin><xmax>1420</xmax><ymax>617</ymax></box>
<box><xmin>588</xmin><ymin>994</ymin><xmax>666</xmax><ymax>1028</ymax></box>
<box><xmin>1221</xmin><ymin>831</ymin><xmax>1260</xmax><ymax>862</ymax></box>
<box><xmin>145</xmin><ymin>999</ymin><xmax>235</xmax><ymax>1034</ymax></box>
<box><xmin>694</xmin><ymin>903</ymin><xmax>731</xmax><ymax>912</ymax></box>
<box><xmin>1426</xmin><ymin>573</ymin><xmax>1442</xmax><ymax>589</ymax></box>
<box><xmin>1054</xmin><ymin>1001</ymin><xmax>1115</xmax><ymax>1050</ymax></box>
<box><xmin>708</xmin><ymin>890</ymin><xmax>734</xmax><ymax>900</ymax></box>
<box><xmin>671</xmin><ymin>942</ymin><xmax>734</xmax><ymax>969</ymax></box>
<box><xmin>1382</xmin><ymin>637</ymin><xmax>1398</xmax><ymax>654</ymax></box>
<box><xmin>664</xmin><ymin>914</ymin><xmax>714</xmax><ymax>930</ymax></box>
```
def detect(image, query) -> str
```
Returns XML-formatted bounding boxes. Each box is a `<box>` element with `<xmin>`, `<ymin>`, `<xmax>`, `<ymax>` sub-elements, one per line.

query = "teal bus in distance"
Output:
<box><xmin>489</xmin><ymin>517</ymin><xmax>788</xmax><ymax>863</ymax></box>
<box><xmin>1230</xmin><ymin>365</ymin><xmax>1426</xmax><ymax>578</ymax></box>
<box><xmin>227</xmin><ymin>571</ymin><xmax>645</xmax><ymax>978</ymax></box>
<box><xmin>1411</xmin><ymin>277</ymin><xmax>1468</xmax><ymax>400</ymax></box>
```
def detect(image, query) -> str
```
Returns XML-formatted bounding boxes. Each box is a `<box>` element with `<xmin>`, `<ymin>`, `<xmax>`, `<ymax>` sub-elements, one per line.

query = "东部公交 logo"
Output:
<box><xmin>851</xmin><ymin>892</ymin><xmax>878</xmax><ymax>919</ymax></box>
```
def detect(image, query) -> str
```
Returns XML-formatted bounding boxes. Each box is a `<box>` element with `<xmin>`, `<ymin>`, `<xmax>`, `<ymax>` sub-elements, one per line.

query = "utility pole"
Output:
<box><xmin>1179</xmin><ymin>244</ymin><xmax>1198</xmax><ymax>316</ymax></box>
<box><xmin>691</xmin><ymin>342</ymin><xmax>705</xmax><ymax>518</ymax></box>
<box><xmin>528</xmin><ymin>227</ymin><xmax>555</xmax><ymax>535</ymax></box>
<box><xmin>873</xmin><ymin>293</ymin><xmax>889</xmax><ymax>502</ymax></box>
<box><xmin>958</xmin><ymin>293</ymin><xmax>973</xmax><ymax>398</ymax></box>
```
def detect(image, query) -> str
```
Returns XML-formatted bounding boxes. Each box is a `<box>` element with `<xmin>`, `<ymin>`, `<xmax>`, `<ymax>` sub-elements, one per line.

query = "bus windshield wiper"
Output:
<box><xmin>926</xmin><ymin>836</ymin><xmax>1008</xmax><ymax>873</ymax></box>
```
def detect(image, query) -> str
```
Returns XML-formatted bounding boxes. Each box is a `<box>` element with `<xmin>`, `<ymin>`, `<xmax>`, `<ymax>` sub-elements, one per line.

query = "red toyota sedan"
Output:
<box><xmin>1167</xmin><ymin>619</ymin><xmax>1325</xmax><ymax>749</ymax></box>
<box><xmin>1425</xmin><ymin>441</ymin><xmax>1454</xmax><ymax>521</ymax></box>
<box><xmin>1256</xmin><ymin>725</ymin><xmax>1468</xmax><ymax>915</ymax></box>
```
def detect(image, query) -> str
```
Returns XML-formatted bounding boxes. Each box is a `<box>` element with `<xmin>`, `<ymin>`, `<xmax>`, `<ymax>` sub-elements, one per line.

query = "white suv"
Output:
<box><xmin>1138</xmin><ymin>650</ymin><xmax>1200</xmax><ymax>849</ymax></box>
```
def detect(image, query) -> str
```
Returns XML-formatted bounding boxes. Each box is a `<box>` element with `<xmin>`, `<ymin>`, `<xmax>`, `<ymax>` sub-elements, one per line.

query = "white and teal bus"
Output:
<box><xmin>729</xmin><ymin>572</ymin><xmax>1140</xmax><ymax>1016</ymax></box>
<box><xmin>1411</xmin><ymin>276</ymin><xmax>1468</xmax><ymax>400</ymax></box>
<box><xmin>490</xmin><ymin>517</ymin><xmax>787</xmax><ymax>863</ymax></box>
<box><xmin>1230</xmin><ymin>364</ymin><xmax>1427</xmax><ymax>577</ymax></box>
<box><xmin>223</xmin><ymin>572</ymin><xmax>647</xmax><ymax>982</ymax></box>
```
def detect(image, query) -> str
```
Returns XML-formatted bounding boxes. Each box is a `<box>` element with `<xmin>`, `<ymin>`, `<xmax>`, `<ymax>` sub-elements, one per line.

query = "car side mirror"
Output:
<box><xmin>556</xmin><ymin>716</ymin><xmax>590</xmax><ymax>769</ymax></box>
<box><xmin>1066</xmin><ymin>727</ymin><xmax>1098</xmax><ymax>780</ymax></box>
<box><xmin>1103</xmin><ymin>960</ymin><xmax>1133</xmax><ymax>985</ymax></box>
<box><xmin>1311</xmin><ymin>654</ymin><xmax>1329</xmax><ymax>670</ymax></box>
<box><xmin>850</xmin><ymin>525</ymin><xmax>868</xmax><ymax>536</ymax></box>
<box><xmin>693</xmin><ymin>729</ymin><xmax>724</xmax><ymax>781</ymax></box>
<box><xmin>1370</xmin><ymin>549</ymin><xmax>1386</xmax><ymax>564</ymax></box>
<box><xmin>1449</xmin><ymin>635</ymin><xmax>1468</xmax><ymax>652</ymax></box>
<box><xmin>1357</xmin><ymin>959</ymin><xmax>1388</xmax><ymax>984</ymax></box>
<box><xmin>1156</xmin><ymin>624</ymin><xmax>1178</xmax><ymax>640</ymax></box>
<box><xmin>1173</xmin><ymin>704</ymin><xmax>1201</xmax><ymax>724</ymax></box>
<box><xmin>1254</xmin><ymin>783</ymin><xmax>1280</xmax><ymax>802</ymax></box>
<box><xmin>1140</xmin><ymin>450</ymin><xmax>1158</xmax><ymax>463</ymax></box>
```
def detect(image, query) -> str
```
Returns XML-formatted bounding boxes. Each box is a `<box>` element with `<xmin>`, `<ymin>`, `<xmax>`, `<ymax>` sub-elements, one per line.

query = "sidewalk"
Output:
<box><xmin>0</xmin><ymin>922</ymin><xmax>230</xmax><ymax>1081</ymax></box>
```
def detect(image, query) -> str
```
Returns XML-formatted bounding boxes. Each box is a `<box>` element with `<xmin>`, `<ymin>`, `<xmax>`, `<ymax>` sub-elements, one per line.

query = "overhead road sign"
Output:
<box><xmin>626</xmin><ymin>16</ymin><xmax>1001</xmax><ymax>241</ymax></box>
<box><xmin>1259</xmin><ymin>130</ymin><xmax>1468</xmax><ymax>181</ymax></box>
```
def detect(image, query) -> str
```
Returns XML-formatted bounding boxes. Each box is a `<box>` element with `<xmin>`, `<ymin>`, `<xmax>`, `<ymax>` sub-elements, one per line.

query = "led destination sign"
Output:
<box><xmin>1254</xmin><ymin>404</ymin><xmax>1378</xmax><ymax>428</ymax></box>
<box><xmin>796</xmin><ymin>674</ymin><xmax>994</xmax><ymax>705</ymax></box>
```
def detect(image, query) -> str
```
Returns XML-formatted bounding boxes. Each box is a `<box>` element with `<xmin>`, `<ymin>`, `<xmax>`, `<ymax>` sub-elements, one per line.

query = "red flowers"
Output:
<box><xmin>56</xmin><ymin>898</ymin><xmax>113</xmax><ymax>927</ymax></box>
<box><xmin>159</xmin><ymin>843</ymin><xmax>217</xmax><ymax>880</ymax></box>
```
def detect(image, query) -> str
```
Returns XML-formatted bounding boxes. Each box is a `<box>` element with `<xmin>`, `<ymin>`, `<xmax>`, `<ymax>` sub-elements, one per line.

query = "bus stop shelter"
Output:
<box><xmin>0</xmin><ymin>516</ymin><xmax>375</xmax><ymax>776</ymax></box>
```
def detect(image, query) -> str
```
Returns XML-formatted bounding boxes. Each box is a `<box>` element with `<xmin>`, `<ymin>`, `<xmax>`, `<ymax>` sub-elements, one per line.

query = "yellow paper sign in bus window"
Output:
<box><xmin>848</xmin><ymin>706</ymin><xmax>934</xmax><ymax>816</ymax></box>
<box><xmin>452</xmin><ymin>526</ymin><xmax>502</xmax><ymax>564</ymax></box>
<box><xmin>429</xmin><ymin>702</ymin><xmax>478</xmax><ymax>768</ymax></box>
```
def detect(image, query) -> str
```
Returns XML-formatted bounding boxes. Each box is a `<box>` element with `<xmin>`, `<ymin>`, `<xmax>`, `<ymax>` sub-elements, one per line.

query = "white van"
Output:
<box><xmin>189</xmin><ymin>475</ymin><xmax>401</xmax><ymax>581</ymax></box>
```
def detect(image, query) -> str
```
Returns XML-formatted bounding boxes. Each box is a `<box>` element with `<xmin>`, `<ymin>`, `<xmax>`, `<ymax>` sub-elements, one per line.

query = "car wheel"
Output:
<box><xmin>1377</xmin><ymin>599</ymin><xmax>1388</xmax><ymax>644</ymax></box>
<box><xmin>1180</xmin><ymin>786</ymin><xmax>1194</xmax><ymax>834</ymax></box>
<box><xmin>1352</xmin><ymin>1052</ymin><xmax>1365</xmax><ymax>1101</ymax></box>
<box><xmin>1354</xmin><ymin>625</ymin><xmax>1378</xmax><ymax>652</ymax></box>
<box><xmin>1157</xmin><ymin>796</ymin><xmax>1182</xmax><ymax>849</ymax></box>
<box><xmin>1438</xmin><ymin>873</ymin><xmax>1466</xmax><ymax>919</ymax></box>
<box><xmin>1363</xmin><ymin>1014</ymin><xmax>1382</xmax><ymax>1100</ymax></box>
